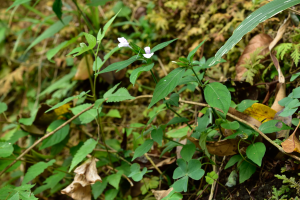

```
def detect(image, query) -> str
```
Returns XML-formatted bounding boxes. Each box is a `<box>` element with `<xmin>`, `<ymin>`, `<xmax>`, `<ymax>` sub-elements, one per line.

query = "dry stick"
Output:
<box><xmin>129</xmin><ymin>95</ymin><xmax>300</xmax><ymax>162</ymax></box>
<box><xmin>0</xmin><ymin>104</ymin><xmax>95</xmax><ymax>177</ymax></box>
<box><xmin>144</xmin><ymin>153</ymin><xmax>168</xmax><ymax>182</ymax></box>
<box><xmin>106</xmin><ymin>165</ymin><xmax>134</xmax><ymax>187</ymax></box>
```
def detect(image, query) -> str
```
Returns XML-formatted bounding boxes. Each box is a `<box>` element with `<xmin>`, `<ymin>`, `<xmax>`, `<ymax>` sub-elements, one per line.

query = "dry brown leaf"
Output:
<box><xmin>148</xmin><ymin>157</ymin><xmax>176</xmax><ymax>169</ymax></box>
<box><xmin>0</xmin><ymin>66</ymin><xmax>25</xmax><ymax>95</ymax></box>
<box><xmin>281</xmin><ymin>131</ymin><xmax>300</xmax><ymax>153</ymax></box>
<box><xmin>74</xmin><ymin>54</ymin><xmax>93</xmax><ymax>80</ymax></box>
<box><xmin>86</xmin><ymin>157</ymin><xmax>102</xmax><ymax>184</ymax></box>
<box><xmin>235</xmin><ymin>33</ymin><xmax>273</xmax><ymax>81</ymax></box>
<box><xmin>61</xmin><ymin>174</ymin><xmax>91</xmax><ymax>200</ymax></box>
<box><xmin>152</xmin><ymin>188</ymin><xmax>177</xmax><ymax>200</ymax></box>
<box><xmin>207</xmin><ymin>139</ymin><xmax>240</xmax><ymax>156</ymax></box>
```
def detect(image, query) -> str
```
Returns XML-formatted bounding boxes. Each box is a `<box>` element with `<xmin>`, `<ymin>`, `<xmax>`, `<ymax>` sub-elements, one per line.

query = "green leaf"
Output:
<box><xmin>92</xmin><ymin>177</ymin><xmax>108</xmax><ymax>199</ymax></box>
<box><xmin>45</xmin><ymin>91</ymin><xmax>87</xmax><ymax>113</ymax></box>
<box><xmin>98</xmin><ymin>56</ymin><xmax>137</xmax><ymax>75</ymax></box>
<box><xmin>236</xmin><ymin>100</ymin><xmax>258</xmax><ymax>112</ymax></box>
<box><xmin>151</xmin><ymin>39</ymin><xmax>177</xmax><ymax>53</ymax></box>
<box><xmin>6</xmin><ymin>0</ymin><xmax>31</xmax><ymax>11</ymax></box>
<box><xmin>246</xmin><ymin>142</ymin><xmax>266</xmax><ymax>166</ymax></box>
<box><xmin>0</xmin><ymin>102</ymin><xmax>8</xmax><ymax>114</ymax></box>
<box><xmin>26</xmin><ymin>16</ymin><xmax>72</xmax><ymax>52</ymax></box>
<box><xmin>167</xmin><ymin>117</ymin><xmax>189</xmax><ymax>125</ymax></box>
<box><xmin>259</xmin><ymin>120</ymin><xmax>292</xmax><ymax>134</ymax></box>
<box><xmin>196</xmin><ymin>108</ymin><xmax>212</xmax><ymax>133</ymax></box>
<box><xmin>199</xmin><ymin>131</ymin><xmax>210</xmax><ymax>158</ymax></box>
<box><xmin>166</xmin><ymin>126</ymin><xmax>189</xmax><ymax>138</ymax></box>
<box><xmin>225</xmin><ymin>128</ymin><xmax>253</xmax><ymax>139</ymax></box>
<box><xmin>225</xmin><ymin>155</ymin><xmax>242</xmax><ymax>169</ymax></box>
<box><xmin>112</xmin><ymin>2</ymin><xmax>131</xmax><ymax>17</ymax></box>
<box><xmin>0</xmin><ymin>142</ymin><xmax>14</xmax><ymax>158</ymax></box>
<box><xmin>201</xmin><ymin>57</ymin><xmax>226</xmax><ymax>69</ymax></box>
<box><xmin>105</xmin><ymin>189</ymin><xmax>118</xmax><ymax>200</ymax></box>
<box><xmin>188</xmin><ymin>159</ymin><xmax>204</xmax><ymax>180</ymax></box>
<box><xmin>132</xmin><ymin>139</ymin><xmax>154</xmax><ymax>161</ymax></box>
<box><xmin>128</xmin><ymin>163</ymin><xmax>147</xmax><ymax>182</ymax></box>
<box><xmin>40</xmin><ymin>120</ymin><xmax>69</xmax><ymax>150</ymax></box>
<box><xmin>8</xmin><ymin>130</ymin><xmax>29</xmax><ymax>144</ymax></box>
<box><xmin>205</xmin><ymin>171</ymin><xmax>218</xmax><ymax>184</ymax></box>
<box><xmin>164</xmin><ymin>93</ymin><xmax>179</xmax><ymax>107</ymax></box>
<box><xmin>52</xmin><ymin>0</ymin><xmax>62</xmax><ymax>21</ymax></box>
<box><xmin>140</xmin><ymin>177</ymin><xmax>159</xmax><ymax>194</ymax></box>
<box><xmin>279</xmin><ymin>97</ymin><xmax>293</xmax><ymax>107</ymax></box>
<box><xmin>107</xmin><ymin>170</ymin><xmax>123</xmax><ymax>189</ymax></box>
<box><xmin>130</xmin><ymin>63</ymin><xmax>155</xmax><ymax>85</ymax></box>
<box><xmin>69</xmin><ymin>138</ymin><xmax>97</xmax><ymax>172</ymax></box>
<box><xmin>204</xmin><ymin>82</ymin><xmax>231</xmax><ymax>115</ymax></box>
<box><xmin>69</xmin><ymin>103</ymin><xmax>98</xmax><ymax>123</ymax></box>
<box><xmin>239</xmin><ymin>161</ymin><xmax>256</xmax><ymax>183</ymax></box>
<box><xmin>187</xmin><ymin>40</ymin><xmax>205</xmax><ymax>62</ymax></box>
<box><xmin>151</xmin><ymin>127</ymin><xmax>163</xmax><ymax>146</ymax></box>
<box><xmin>88</xmin><ymin>0</ymin><xmax>112</xmax><ymax>6</ymax></box>
<box><xmin>221</xmin><ymin>121</ymin><xmax>239</xmax><ymax>130</ymax></box>
<box><xmin>105</xmin><ymin>109</ymin><xmax>121</xmax><ymax>118</ymax></box>
<box><xmin>0</xmin><ymin>155</ymin><xmax>21</xmax><ymax>172</ymax></box>
<box><xmin>177</xmin><ymin>75</ymin><xmax>198</xmax><ymax>86</ymax></box>
<box><xmin>73</xmin><ymin>32</ymin><xmax>97</xmax><ymax>57</ymax></box>
<box><xmin>103</xmin><ymin>83</ymin><xmax>134</xmax><ymax>103</ymax></box>
<box><xmin>149</xmin><ymin>68</ymin><xmax>185</xmax><ymax>108</ymax></box>
<box><xmin>210</xmin><ymin>0</ymin><xmax>300</xmax><ymax>66</ymax></box>
<box><xmin>291</xmin><ymin>72</ymin><xmax>300</xmax><ymax>82</ymax></box>
<box><xmin>225</xmin><ymin>170</ymin><xmax>238</xmax><ymax>187</ymax></box>
<box><xmin>161</xmin><ymin>141</ymin><xmax>179</xmax><ymax>158</ymax></box>
<box><xmin>22</xmin><ymin>160</ymin><xmax>56</xmax><ymax>185</ymax></box>
<box><xmin>180</xmin><ymin>143</ymin><xmax>196</xmax><ymax>162</ymax></box>
<box><xmin>97</xmin><ymin>10</ymin><xmax>120</xmax><ymax>42</ymax></box>
<box><xmin>173</xmin><ymin>176</ymin><xmax>188</xmax><ymax>192</ymax></box>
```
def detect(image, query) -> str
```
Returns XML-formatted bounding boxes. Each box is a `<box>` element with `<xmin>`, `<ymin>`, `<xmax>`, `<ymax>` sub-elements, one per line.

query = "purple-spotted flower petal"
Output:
<box><xmin>143</xmin><ymin>46</ymin><xmax>154</xmax><ymax>58</ymax></box>
<box><xmin>118</xmin><ymin>37</ymin><xmax>131</xmax><ymax>48</ymax></box>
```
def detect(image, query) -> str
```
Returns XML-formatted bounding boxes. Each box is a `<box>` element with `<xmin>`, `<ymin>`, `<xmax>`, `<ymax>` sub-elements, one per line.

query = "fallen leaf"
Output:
<box><xmin>148</xmin><ymin>157</ymin><xmax>176</xmax><ymax>169</ymax></box>
<box><xmin>74</xmin><ymin>54</ymin><xmax>94</xmax><ymax>80</ymax></box>
<box><xmin>235</xmin><ymin>33</ymin><xmax>273</xmax><ymax>81</ymax></box>
<box><xmin>152</xmin><ymin>187</ymin><xmax>175</xmax><ymax>200</ymax></box>
<box><xmin>61</xmin><ymin>174</ymin><xmax>91</xmax><ymax>200</ymax></box>
<box><xmin>274</xmin><ymin>109</ymin><xmax>292</xmax><ymax>139</ymax></box>
<box><xmin>281</xmin><ymin>131</ymin><xmax>300</xmax><ymax>153</ymax></box>
<box><xmin>0</xmin><ymin>66</ymin><xmax>25</xmax><ymax>95</ymax></box>
<box><xmin>243</xmin><ymin>103</ymin><xmax>276</xmax><ymax>123</ymax></box>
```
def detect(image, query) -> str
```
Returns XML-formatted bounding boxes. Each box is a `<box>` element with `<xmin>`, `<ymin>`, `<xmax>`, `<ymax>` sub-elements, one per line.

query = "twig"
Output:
<box><xmin>0</xmin><ymin>104</ymin><xmax>95</xmax><ymax>176</ymax></box>
<box><xmin>144</xmin><ymin>153</ymin><xmax>168</xmax><ymax>182</ymax></box>
<box><xmin>158</xmin><ymin>58</ymin><xmax>168</xmax><ymax>76</ymax></box>
<box><xmin>106</xmin><ymin>165</ymin><xmax>134</xmax><ymax>187</ymax></box>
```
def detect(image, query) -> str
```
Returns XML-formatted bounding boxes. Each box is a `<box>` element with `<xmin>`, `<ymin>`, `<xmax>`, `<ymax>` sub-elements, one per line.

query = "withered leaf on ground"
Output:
<box><xmin>281</xmin><ymin>131</ymin><xmax>300</xmax><ymax>153</ymax></box>
<box><xmin>74</xmin><ymin>54</ymin><xmax>94</xmax><ymax>80</ymax></box>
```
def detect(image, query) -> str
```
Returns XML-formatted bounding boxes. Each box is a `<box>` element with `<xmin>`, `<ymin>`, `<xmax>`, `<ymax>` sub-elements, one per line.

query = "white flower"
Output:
<box><xmin>143</xmin><ymin>47</ymin><xmax>154</xmax><ymax>58</ymax></box>
<box><xmin>118</xmin><ymin>37</ymin><xmax>131</xmax><ymax>48</ymax></box>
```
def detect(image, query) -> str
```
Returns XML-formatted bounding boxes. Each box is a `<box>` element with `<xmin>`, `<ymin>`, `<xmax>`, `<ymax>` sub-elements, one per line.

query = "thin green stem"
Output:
<box><xmin>237</xmin><ymin>139</ymin><xmax>258</xmax><ymax>168</ymax></box>
<box><xmin>84</xmin><ymin>54</ymin><xmax>96</xmax><ymax>100</ymax></box>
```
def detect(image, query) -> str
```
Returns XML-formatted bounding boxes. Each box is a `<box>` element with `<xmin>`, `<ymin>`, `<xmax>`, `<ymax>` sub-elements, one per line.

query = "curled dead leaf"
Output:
<box><xmin>281</xmin><ymin>131</ymin><xmax>300</xmax><ymax>153</ymax></box>
<box><xmin>148</xmin><ymin>157</ymin><xmax>176</xmax><ymax>169</ymax></box>
<box><xmin>152</xmin><ymin>187</ymin><xmax>178</xmax><ymax>200</ymax></box>
<box><xmin>61</xmin><ymin>174</ymin><xmax>91</xmax><ymax>200</ymax></box>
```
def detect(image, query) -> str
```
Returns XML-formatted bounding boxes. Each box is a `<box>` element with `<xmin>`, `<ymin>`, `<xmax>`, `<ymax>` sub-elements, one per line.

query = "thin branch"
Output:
<box><xmin>144</xmin><ymin>153</ymin><xmax>168</xmax><ymax>182</ymax></box>
<box><xmin>0</xmin><ymin>104</ymin><xmax>95</xmax><ymax>176</ymax></box>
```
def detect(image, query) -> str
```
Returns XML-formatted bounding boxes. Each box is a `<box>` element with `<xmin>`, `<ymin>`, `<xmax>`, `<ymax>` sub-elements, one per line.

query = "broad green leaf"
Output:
<box><xmin>173</xmin><ymin>176</ymin><xmax>188</xmax><ymax>192</ymax></box>
<box><xmin>180</xmin><ymin>143</ymin><xmax>196</xmax><ymax>162</ymax></box>
<box><xmin>167</xmin><ymin>117</ymin><xmax>189</xmax><ymax>125</ymax></box>
<box><xmin>97</xmin><ymin>10</ymin><xmax>120</xmax><ymax>42</ymax></box>
<box><xmin>97</xmin><ymin>56</ymin><xmax>137</xmax><ymax>75</ymax></box>
<box><xmin>112</xmin><ymin>2</ymin><xmax>131</xmax><ymax>17</ymax></box>
<box><xmin>199</xmin><ymin>131</ymin><xmax>210</xmax><ymax>158</ymax></box>
<box><xmin>164</xmin><ymin>93</ymin><xmax>179</xmax><ymax>107</ymax></box>
<box><xmin>221</xmin><ymin>121</ymin><xmax>239</xmax><ymax>130</ymax></box>
<box><xmin>52</xmin><ymin>0</ymin><xmax>62</xmax><ymax>21</ymax></box>
<box><xmin>0</xmin><ymin>142</ymin><xmax>14</xmax><ymax>157</ymax></box>
<box><xmin>177</xmin><ymin>75</ymin><xmax>198</xmax><ymax>86</ymax></box>
<box><xmin>225</xmin><ymin>170</ymin><xmax>238</xmax><ymax>187</ymax></box>
<box><xmin>236</xmin><ymin>100</ymin><xmax>258</xmax><ymax>112</ymax></box>
<box><xmin>103</xmin><ymin>83</ymin><xmax>134</xmax><ymax>103</ymax></box>
<box><xmin>45</xmin><ymin>91</ymin><xmax>87</xmax><ymax>113</ymax></box>
<box><xmin>70</xmin><ymin>103</ymin><xmax>98</xmax><ymax>123</ymax></box>
<box><xmin>40</xmin><ymin>120</ymin><xmax>69</xmax><ymax>150</ymax></box>
<box><xmin>166</xmin><ymin>126</ymin><xmax>189</xmax><ymax>138</ymax></box>
<box><xmin>132</xmin><ymin>139</ymin><xmax>154</xmax><ymax>161</ymax></box>
<box><xmin>210</xmin><ymin>0</ymin><xmax>300</xmax><ymax>66</ymax></box>
<box><xmin>205</xmin><ymin>171</ymin><xmax>218</xmax><ymax>184</ymax></box>
<box><xmin>279</xmin><ymin>97</ymin><xmax>293</xmax><ymax>107</ymax></box>
<box><xmin>291</xmin><ymin>72</ymin><xmax>300</xmax><ymax>82</ymax></box>
<box><xmin>8</xmin><ymin>130</ymin><xmax>29</xmax><ymax>144</ymax></box>
<box><xmin>92</xmin><ymin>177</ymin><xmax>108</xmax><ymax>199</ymax></box>
<box><xmin>225</xmin><ymin>128</ymin><xmax>253</xmax><ymax>139</ymax></box>
<box><xmin>105</xmin><ymin>189</ymin><xmax>118</xmax><ymax>200</ymax></box>
<box><xmin>93</xmin><ymin>56</ymin><xmax>103</xmax><ymax>71</ymax></box>
<box><xmin>69</xmin><ymin>138</ymin><xmax>97</xmax><ymax>171</ymax></box>
<box><xmin>279</xmin><ymin>98</ymin><xmax>300</xmax><ymax>117</ymax></box>
<box><xmin>225</xmin><ymin>155</ymin><xmax>242</xmax><ymax>169</ymax></box>
<box><xmin>187</xmin><ymin>159</ymin><xmax>204</xmax><ymax>180</ymax></box>
<box><xmin>107</xmin><ymin>170</ymin><xmax>123</xmax><ymax>189</ymax></box>
<box><xmin>128</xmin><ymin>163</ymin><xmax>147</xmax><ymax>182</ymax></box>
<box><xmin>160</xmin><ymin>141</ymin><xmax>179</xmax><ymax>158</ymax></box>
<box><xmin>0</xmin><ymin>155</ymin><xmax>21</xmax><ymax>172</ymax></box>
<box><xmin>149</xmin><ymin>68</ymin><xmax>185</xmax><ymax>108</ymax></box>
<box><xmin>292</xmin><ymin>87</ymin><xmax>300</xmax><ymax>98</ymax></box>
<box><xmin>88</xmin><ymin>0</ymin><xmax>112</xmax><ymax>6</ymax></box>
<box><xmin>196</xmin><ymin>108</ymin><xmax>212</xmax><ymax>133</ymax></box>
<box><xmin>292</xmin><ymin>118</ymin><xmax>300</xmax><ymax>126</ymax></box>
<box><xmin>239</xmin><ymin>161</ymin><xmax>256</xmax><ymax>183</ymax></box>
<box><xmin>140</xmin><ymin>177</ymin><xmax>159</xmax><ymax>195</ymax></box>
<box><xmin>26</xmin><ymin>16</ymin><xmax>72</xmax><ymax>52</ymax></box>
<box><xmin>105</xmin><ymin>109</ymin><xmax>121</xmax><ymax>118</ymax></box>
<box><xmin>259</xmin><ymin>120</ymin><xmax>292</xmax><ymax>134</ymax></box>
<box><xmin>151</xmin><ymin>127</ymin><xmax>163</xmax><ymax>146</ymax></box>
<box><xmin>204</xmin><ymin>82</ymin><xmax>231</xmax><ymax>115</ymax></box>
<box><xmin>0</xmin><ymin>102</ymin><xmax>7</xmax><ymax>114</ymax></box>
<box><xmin>173</xmin><ymin>167</ymin><xmax>185</xmax><ymax>179</ymax></box>
<box><xmin>246</xmin><ymin>142</ymin><xmax>266</xmax><ymax>166</ymax></box>
<box><xmin>201</xmin><ymin>57</ymin><xmax>226</xmax><ymax>69</ymax></box>
<box><xmin>187</xmin><ymin>40</ymin><xmax>205</xmax><ymax>61</ymax></box>
<box><xmin>6</xmin><ymin>0</ymin><xmax>30</xmax><ymax>11</ymax></box>
<box><xmin>151</xmin><ymin>39</ymin><xmax>177</xmax><ymax>53</ymax></box>
<box><xmin>22</xmin><ymin>160</ymin><xmax>56</xmax><ymax>185</ymax></box>
<box><xmin>73</xmin><ymin>32</ymin><xmax>97</xmax><ymax>57</ymax></box>
<box><xmin>130</xmin><ymin>63</ymin><xmax>155</xmax><ymax>85</ymax></box>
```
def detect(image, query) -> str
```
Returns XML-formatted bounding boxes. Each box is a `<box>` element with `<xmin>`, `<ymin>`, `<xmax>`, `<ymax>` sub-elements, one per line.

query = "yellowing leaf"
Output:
<box><xmin>243</xmin><ymin>103</ymin><xmax>276</xmax><ymax>123</ymax></box>
<box><xmin>54</xmin><ymin>102</ymin><xmax>72</xmax><ymax>116</ymax></box>
<box><xmin>74</xmin><ymin>54</ymin><xmax>94</xmax><ymax>80</ymax></box>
